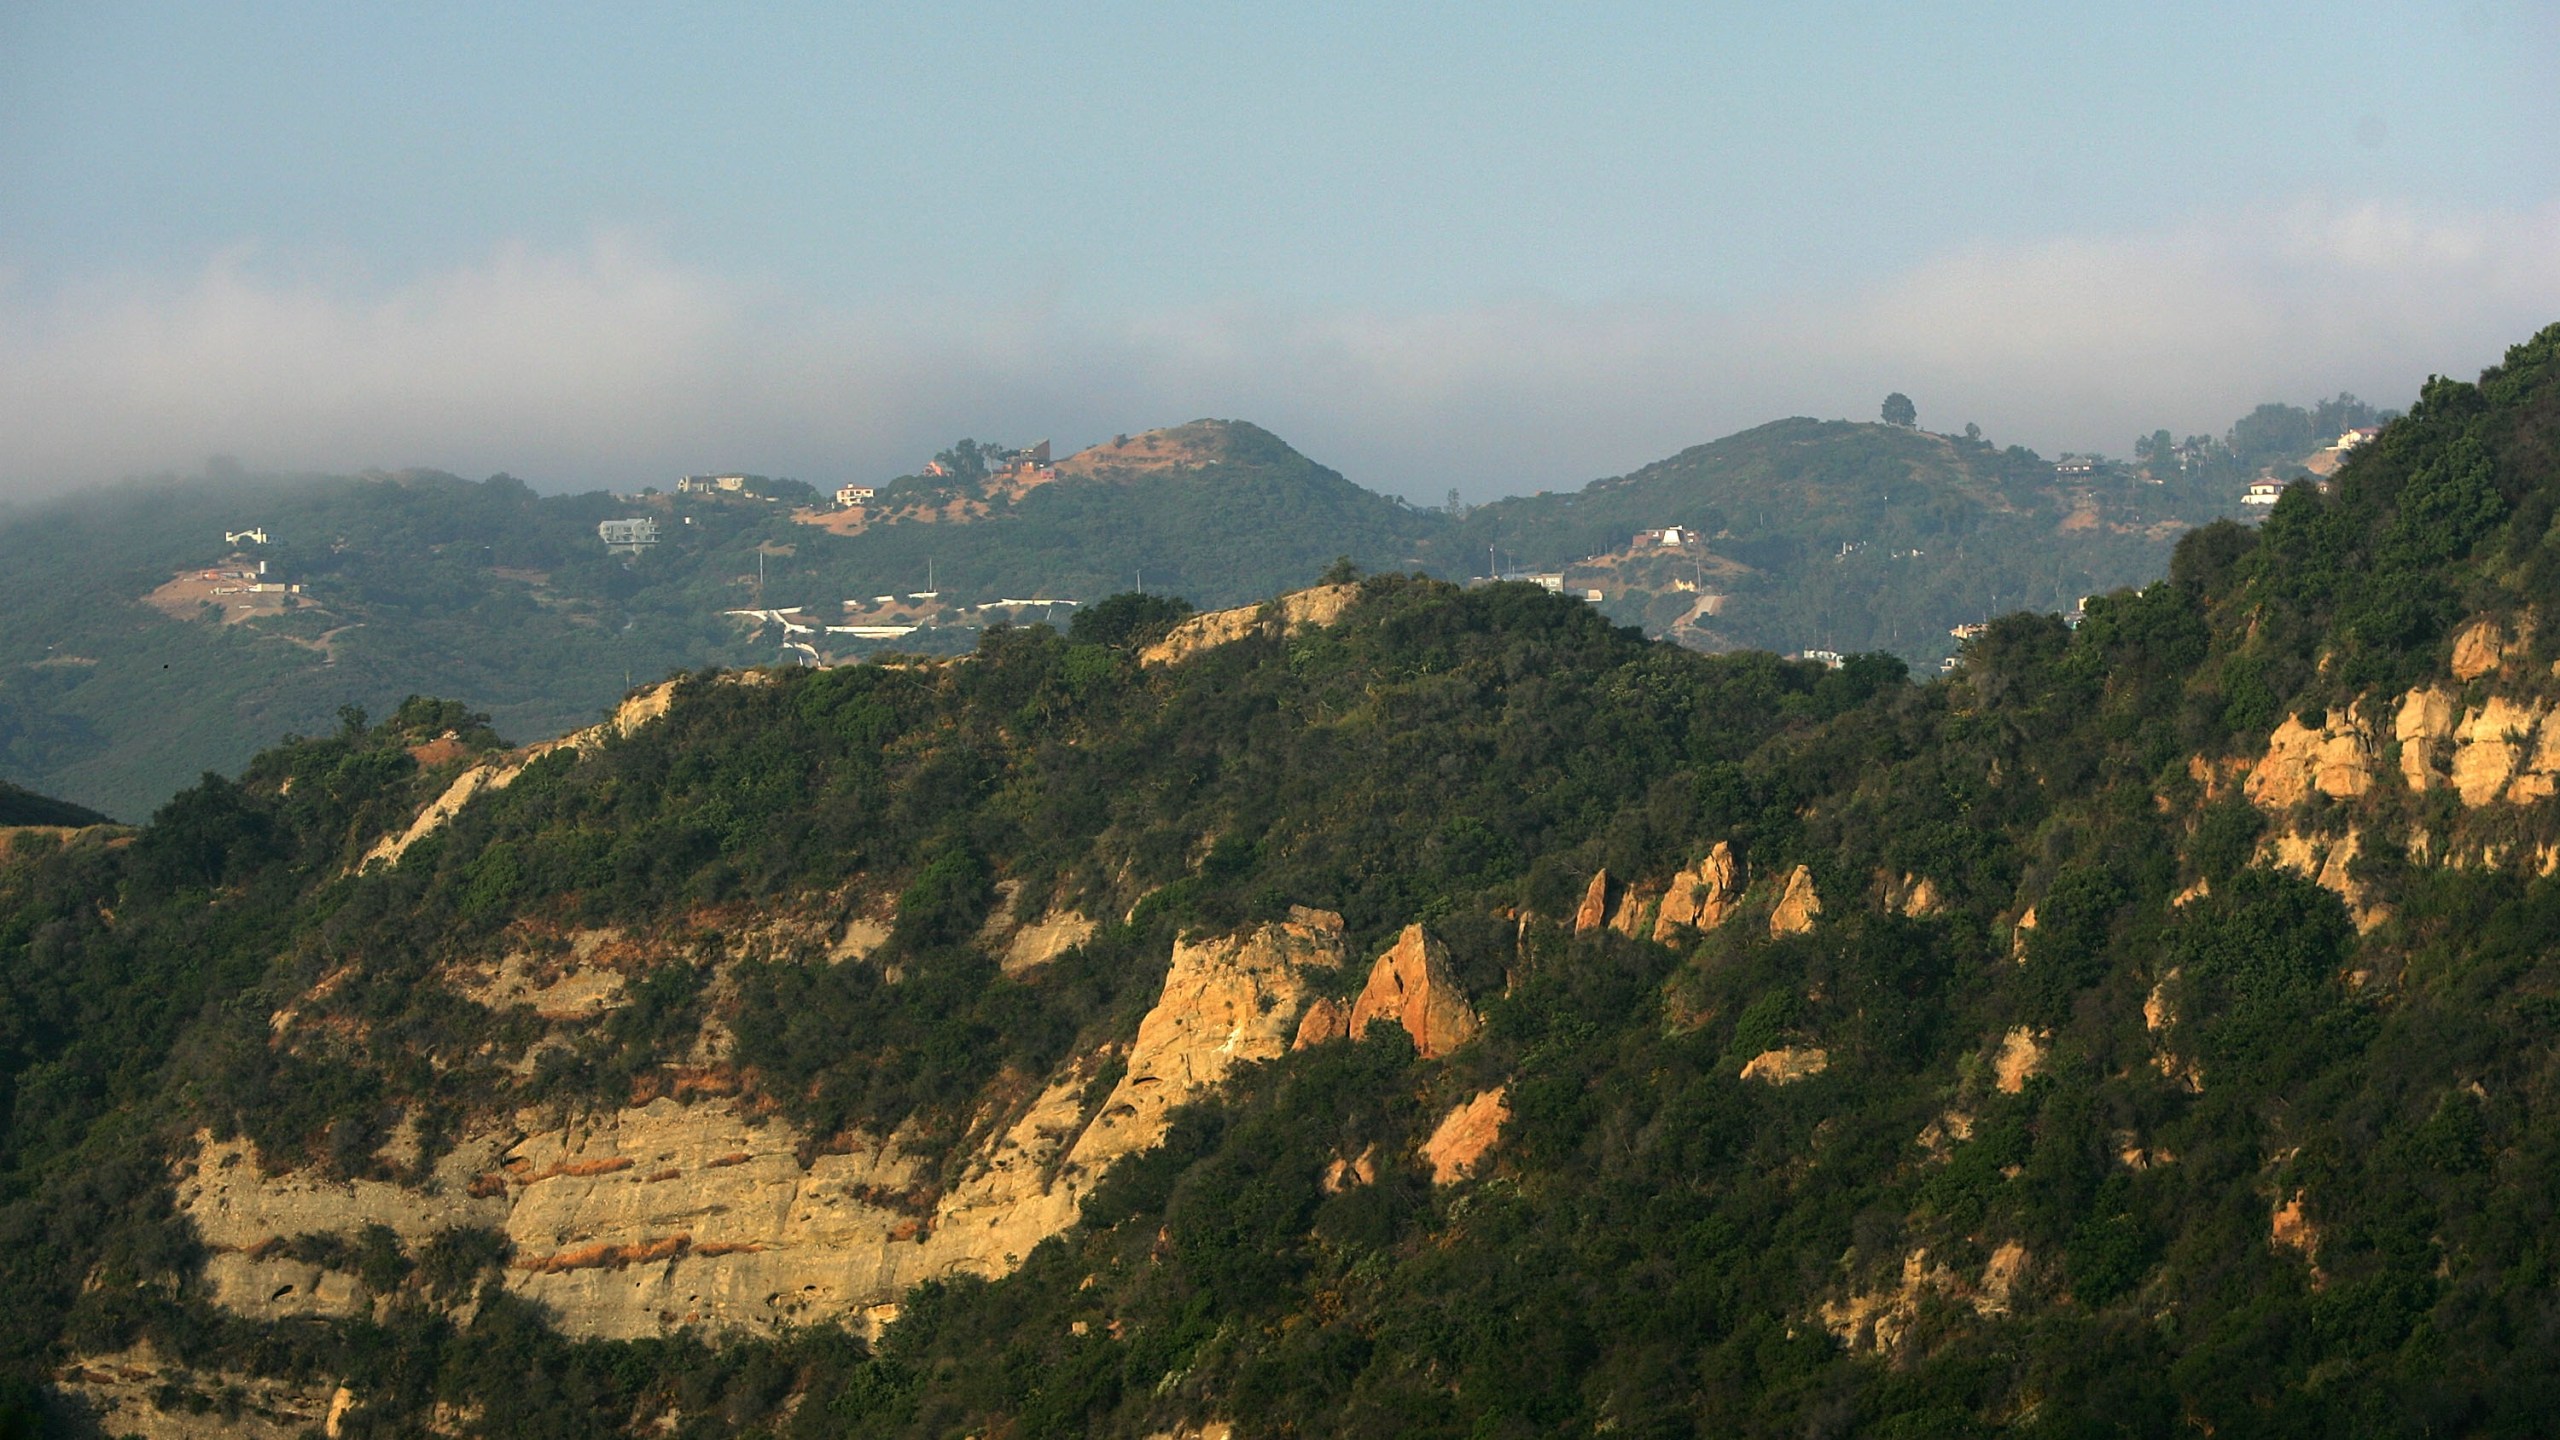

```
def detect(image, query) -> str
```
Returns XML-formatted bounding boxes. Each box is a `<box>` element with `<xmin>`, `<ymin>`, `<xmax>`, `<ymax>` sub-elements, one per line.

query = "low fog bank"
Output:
<box><xmin>3</xmin><ymin>198</ymin><xmax>2554</xmax><ymax>505</ymax></box>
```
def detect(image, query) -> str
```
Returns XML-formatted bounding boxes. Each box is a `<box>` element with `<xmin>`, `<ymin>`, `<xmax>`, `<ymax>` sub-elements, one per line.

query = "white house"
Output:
<box><xmin>2241</xmin><ymin>481</ymin><xmax>2285</xmax><ymax>506</ymax></box>
<box><xmin>837</xmin><ymin>484</ymin><xmax>876</xmax><ymax>508</ymax></box>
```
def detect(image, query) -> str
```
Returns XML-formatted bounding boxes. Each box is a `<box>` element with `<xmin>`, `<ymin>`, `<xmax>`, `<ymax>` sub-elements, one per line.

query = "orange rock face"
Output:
<box><xmin>1573</xmin><ymin>870</ymin><xmax>1611</xmax><ymax>935</ymax></box>
<box><xmin>1654</xmin><ymin>841</ymin><xmax>1743</xmax><ymax>940</ymax></box>
<box><xmin>1422</xmin><ymin>1087</ymin><xmax>1509</xmax><ymax>1184</ymax></box>
<box><xmin>1291</xmin><ymin>996</ymin><xmax>1348</xmax><ymax>1051</ymax></box>
<box><xmin>1769</xmin><ymin>865</ymin><xmax>1822</xmax><ymax>937</ymax></box>
<box><xmin>1347</xmin><ymin>925</ymin><xmax>1481</xmax><ymax>1059</ymax></box>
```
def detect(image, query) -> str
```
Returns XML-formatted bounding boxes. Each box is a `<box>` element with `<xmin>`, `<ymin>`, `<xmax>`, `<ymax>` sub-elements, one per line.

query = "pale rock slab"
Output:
<box><xmin>1769</xmin><ymin>865</ymin><xmax>1822</xmax><ymax>937</ymax></box>
<box><xmin>1422</xmin><ymin>1087</ymin><xmax>1510</xmax><ymax>1184</ymax></box>
<box><xmin>1739</xmin><ymin>1046</ymin><xmax>1828</xmax><ymax>1084</ymax></box>
<box><xmin>2396</xmin><ymin>686</ymin><xmax>2458</xmax><ymax>792</ymax></box>
<box><xmin>1138</xmin><ymin>584</ymin><xmax>1360</xmax><ymax>666</ymax></box>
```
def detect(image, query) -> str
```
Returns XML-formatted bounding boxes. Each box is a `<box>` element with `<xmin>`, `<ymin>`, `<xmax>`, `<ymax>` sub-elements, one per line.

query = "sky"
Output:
<box><xmin>2</xmin><ymin>2</ymin><xmax>2557</xmax><ymax>503</ymax></box>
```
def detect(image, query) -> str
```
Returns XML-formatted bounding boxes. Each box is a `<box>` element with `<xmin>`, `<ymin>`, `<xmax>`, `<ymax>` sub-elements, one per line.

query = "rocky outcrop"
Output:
<box><xmin>1818</xmin><ymin>1244</ymin><xmax>2031</xmax><ymax>1354</ymax></box>
<box><xmin>1883</xmin><ymin>871</ymin><xmax>1943</xmax><ymax>919</ymax></box>
<box><xmin>1000</xmin><ymin>910</ymin><xmax>1096</xmax><ymax>975</ymax></box>
<box><xmin>181</xmin><ymin>911</ymin><xmax>1350</xmax><ymax>1341</ymax></box>
<box><xmin>1739</xmin><ymin>1046</ymin><xmax>1828</xmax><ymax>1084</ymax></box>
<box><xmin>2271</xmin><ymin>1191</ymin><xmax>2323</xmax><ymax>1286</ymax></box>
<box><xmin>1346</xmin><ymin>924</ymin><xmax>1480</xmax><ymax>1058</ymax></box>
<box><xmin>2396</xmin><ymin>686</ymin><xmax>2458</xmax><ymax>792</ymax></box>
<box><xmin>363</xmin><ymin>680</ymin><xmax>684</xmax><ymax>868</ymax></box>
<box><xmin>1654</xmin><ymin>842</ymin><xmax>1743</xmax><ymax>940</ymax></box>
<box><xmin>1138</xmin><ymin>584</ymin><xmax>1360</xmax><ymax>666</ymax></box>
<box><xmin>56</xmin><ymin>1345</ymin><xmax>350</xmax><ymax>1440</ymax></box>
<box><xmin>1065</xmin><ymin>908</ymin><xmax>1348</xmax><ymax>1173</ymax></box>
<box><xmin>2451</xmin><ymin>615</ymin><xmax>2528</xmax><ymax>680</ymax></box>
<box><xmin>2451</xmin><ymin>695</ymin><xmax>2549</xmax><ymax>805</ymax></box>
<box><xmin>2245</xmin><ymin>706</ymin><xmax>2377</xmax><ymax>808</ymax></box>
<box><xmin>2261</xmin><ymin>826</ymin><xmax>2389</xmax><ymax>932</ymax></box>
<box><xmin>1992</xmin><ymin>1027</ymin><xmax>2048</xmax><ymax>1093</ymax></box>
<box><xmin>1606</xmin><ymin>883</ymin><xmax>1655</xmax><ymax>937</ymax></box>
<box><xmin>1573</xmin><ymin>869</ymin><xmax>1611</xmax><ymax>934</ymax></box>
<box><xmin>1769</xmin><ymin>865</ymin><xmax>1822</xmax><ymax>937</ymax></box>
<box><xmin>1422</xmin><ymin>1087</ymin><xmax>1510</xmax><ymax>1184</ymax></box>
<box><xmin>1321</xmin><ymin>1144</ymin><xmax>1377</xmax><ymax>1194</ymax></box>
<box><xmin>1292</xmin><ymin>995</ymin><xmax>1349</xmax><ymax>1050</ymax></box>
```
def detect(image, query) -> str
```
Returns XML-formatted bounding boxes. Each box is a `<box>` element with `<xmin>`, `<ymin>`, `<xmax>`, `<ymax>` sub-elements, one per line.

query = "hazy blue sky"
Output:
<box><xmin>3</xmin><ymin>2</ymin><xmax>2556</xmax><ymax>499</ymax></box>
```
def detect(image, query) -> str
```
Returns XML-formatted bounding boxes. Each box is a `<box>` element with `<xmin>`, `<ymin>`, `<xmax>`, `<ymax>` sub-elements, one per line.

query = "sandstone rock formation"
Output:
<box><xmin>1992</xmin><ymin>1027</ymin><xmax>2048</xmax><ymax>1094</ymax></box>
<box><xmin>1138</xmin><ymin>584</ymin><xmax>1360</xmax><ymax>666</ymax></box>
<box><xmin>1817</xmin><ymin>1243</ymin><xmax>2030</xmax><ymax>1355</ymax></box>
<box><xmin>1346</xmin><ymin>924</ymin><xmax>1480</xmax><ymax>1058</ymax></box>
<box><xmin>2245</xmin><ymin>706</ymin><xmax>2376</xmax><ymax>808</ymax></box>
<box><xmin>181</xmin><ymin>910</ymin><xmax>1351</xmax><ymax>1341</ymax></box>
<box><xmin>2451</xmin><ymin>615</ymin><xmax>2526</xmax><ymax>680</ymax></box>
<box><xmin>1739</xmin><ymin>1046</ymin><xmax>1828</xmax><ymax>1084</ymax></box>
<box><xmin>56</xmin><ymin>1345</ymin><xmax>349</xmax><ymax>1440</ymax></box>
<box><xmin>1422</xmin><ymin>1087</ymin><xmax>1510</xmax><ymax>1184</ymax></box>
<box><xmin>1292</xmin><ymin>995</ymin><xmax>1349</xmax><ymax>1050</ymax></box>
<box><xmin>1606</xmin><ymin>882</ymin><xmax>1655</xmax><ymax>937</ymax></box>
<box><xmin>1654</xmin><ymin>842</ymin><xmax>1743</xmax><ymax>940</ymax></box>
<box><xmin>2396</xmin><ymin>686</ymin><xmax>2458</xmax><ymax>792</ymax></box>
<box><xmin>1321</xmin><ymin>1144</ymin><xmax>1377</xmax><ymax>1194</ymax></box>
<box><xmin>2271</xmin><ymin>1191</ymin><xmax>2323</xmax><ymax>1286</ymax></box>
<box><xmin>1573</xmin><ymin>869</ymin><xmax>1610</xmax><ymax>934</ymax></box>
<box><xmin>1000</xmin><ymin>910</ymin><xmax>1096</xmax><ymax>975</ymax></box>
<box><xmin>1883</xmin><ymin>871</ymin><xmax>1943</xmax><ymax>919</ymax></box>
<box><xmin>364</xmin><ymin>680</ymin><xmax>684</xmax><ymax>868</ymax></box>
<box><xmin>1769</xmin><ymin>865</ymin><xmax>1822</xmax><ymax>937</ymax></box>
<box><xmin>2261</xmin><ymin>826</ymin><xmax>2389</xmax><ymax>932</ymax></box>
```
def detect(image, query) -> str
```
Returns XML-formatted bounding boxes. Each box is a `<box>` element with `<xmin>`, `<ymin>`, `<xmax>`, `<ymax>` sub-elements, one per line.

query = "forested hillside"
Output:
<box><xmin>0</xmin><ymin>404</ymin><xmax>2279</xmax><ymax>820</ymax></box>
<box><xmin>1459</xmin><ymin>417</ymin><xmax>2233</xmax><ymax>657</ymax></box>
<box><xmin>4</xmin><ymin>324</ymin><xmax>2560</xmax><ymax>1436</ymax></box>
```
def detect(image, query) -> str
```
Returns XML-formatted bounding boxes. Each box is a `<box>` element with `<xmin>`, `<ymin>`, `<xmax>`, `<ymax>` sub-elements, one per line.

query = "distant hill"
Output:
<box><xmin>15</xmin><ymin>325</ymin><xmax>2560</xmax><ymax>1435</ymax></box>
<box><xmin>0</xmin><ymin>410</ymin><xmax>2286</xmax><ymax>818</ymax></box>
<box><xmin>795</xmin><ymin>419</ymin><xmax>1446</xmax><ymax>608</ymax></box>
<box><xmin>0</xmin><ymin>778</ymin><xmax>108</xmax><ymax>828</ymax></box>
<box><xmin>1461</xmin><ymin>417</ymin><xmax>2235</xmax><ymax>658</ymax></box>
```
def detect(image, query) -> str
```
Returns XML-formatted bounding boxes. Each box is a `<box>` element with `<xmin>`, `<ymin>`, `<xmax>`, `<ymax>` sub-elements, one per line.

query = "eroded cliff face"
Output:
<box><xmin>183</xmin><ymin>910</ymin><xmax>1351</xmax><ymax>1341</ymax></box>
<box><xmin>1138</xmin><ymin>584</ymin><xmax>1360</xmax><ymax>667</ymax></box>
<box><xmin>362</xmin><ymin>679</ymin><xmax>685</xmax><ymax>868</ymax></box>
<box><xmin>1345</xmin><ymin>924</ymin><xmax>1479</xmax><ymax>1059</ymax></box>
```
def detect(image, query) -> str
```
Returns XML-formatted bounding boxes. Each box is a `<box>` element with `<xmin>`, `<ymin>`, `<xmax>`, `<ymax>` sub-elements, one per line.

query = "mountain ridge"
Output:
<box><xmin>9</xmin><ymin>323</ymin><xmax>2560</xmax><ymax>1435</ymax></box>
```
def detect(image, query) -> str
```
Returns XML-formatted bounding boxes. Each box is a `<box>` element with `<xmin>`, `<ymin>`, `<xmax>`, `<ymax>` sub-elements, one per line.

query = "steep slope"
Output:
<box><xmin>14</xmin><ymin>321</ymin><xmax>2560</xmax><ymax>1433</ymax></box>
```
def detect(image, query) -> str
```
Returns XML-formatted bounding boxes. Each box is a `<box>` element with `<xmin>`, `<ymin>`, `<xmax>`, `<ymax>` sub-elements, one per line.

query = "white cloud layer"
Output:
<box><xmin>3</xmin><ymin>198</ymin><xmax>2556</xmax><ymax>504</ymax></box>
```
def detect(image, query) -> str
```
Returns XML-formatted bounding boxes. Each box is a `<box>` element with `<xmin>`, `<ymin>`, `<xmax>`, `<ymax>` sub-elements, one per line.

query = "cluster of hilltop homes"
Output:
<box><xmin>2242</xmin><ymin>425</ymin><xmax>2380</xmax><ymax>507</ymax></box>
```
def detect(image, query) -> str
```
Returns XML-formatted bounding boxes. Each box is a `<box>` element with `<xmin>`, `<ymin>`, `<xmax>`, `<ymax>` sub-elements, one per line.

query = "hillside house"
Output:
<box><xmin>837</xmin><ymin>485</ymin><xmax>876</xmax><ymax>508</ymax></box>
<box><xmin>598</xmin><ymin>518</ymin><xmax>660</xmax><ymax>552</ymax></box>
<box><xmin>2241</xmin><ymin>481</ymin><xmax>2285</xmax><ymax>506</ymax></box>
<box><xmin>2054</xmin><ymin>456</ymin><xmax>2098</xmax><ymax>478</ymax></box>
<box><xmin>678</xmin><ymin>474</ymin><xmax>763</xmax><ymax>496</ymax></box>
<box><xmin>2337</xmin><ymin>426</ymin><xmax>2382</xmax><ymax>451</ymax></box>
<box><xmin>1632</xmin><ymin>526</ymin><xmax>1691</xmax><ymax>548</ymax></box>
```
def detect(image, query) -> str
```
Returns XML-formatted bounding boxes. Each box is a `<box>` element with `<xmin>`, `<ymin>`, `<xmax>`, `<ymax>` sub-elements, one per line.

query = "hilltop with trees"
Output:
<box><xmin>3</xmin><ymin>325</ymin><xmax>2560</xmax><ymax>1434</ymax></box>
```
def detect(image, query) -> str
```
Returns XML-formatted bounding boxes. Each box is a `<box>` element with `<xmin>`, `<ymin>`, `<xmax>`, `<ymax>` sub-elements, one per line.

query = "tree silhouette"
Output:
<box><xmin>1882</xmin><ymin>393</ymin><xmax>1917</xmax><ymax>428</ymax></box>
